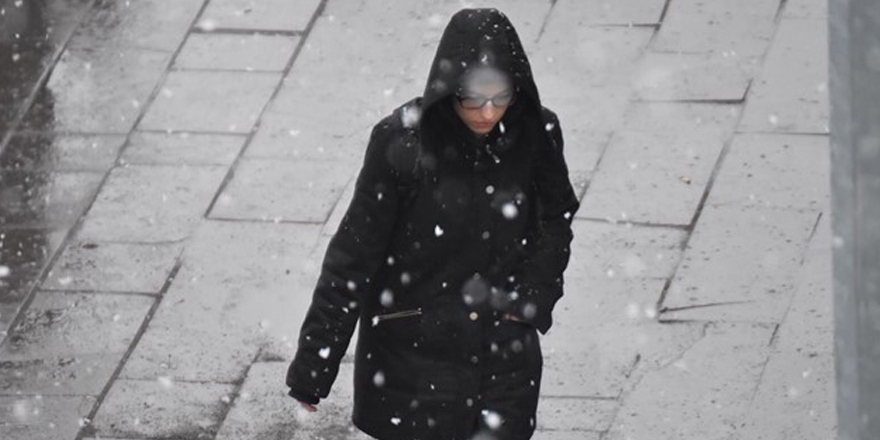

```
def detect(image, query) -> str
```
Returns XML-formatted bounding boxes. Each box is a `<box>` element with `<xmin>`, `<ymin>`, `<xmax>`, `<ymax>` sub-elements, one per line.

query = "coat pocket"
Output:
<box><xmin>370</xmin><ymin>308</ymin><xmax>423</xmax><ymax>326</ymax></box>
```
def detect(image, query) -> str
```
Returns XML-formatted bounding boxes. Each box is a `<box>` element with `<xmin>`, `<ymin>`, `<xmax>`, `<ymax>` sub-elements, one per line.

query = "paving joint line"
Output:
<box><xmin>534</xmin><ymin>0</ymin><xmax>559</xmax><ymax>45</ymax></box>
<box><xmin>36</xmin><ymin>289</ymin><xmax>160</xmax><ymax>298</ymax></box>
<box><xmin>202</xmin><ymin>0</ymin><xmax>331</xmax><ymax>219</ymax></box>
<box><xmin>75</xmin><ymin>256</ymin><xmax>185</xmax><ymax>440</ymax></box>
<box><xmin>190</xmin><ymin>27</ymin><xmax>304</xmax><ymax>37</ymax></box>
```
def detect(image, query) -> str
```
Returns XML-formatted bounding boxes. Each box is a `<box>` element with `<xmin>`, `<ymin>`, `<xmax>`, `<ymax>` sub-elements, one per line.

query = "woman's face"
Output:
<box><xmin>453</xmin><ymin>69</ymin><xmax>514</xmax><ymax>136</ymax></box>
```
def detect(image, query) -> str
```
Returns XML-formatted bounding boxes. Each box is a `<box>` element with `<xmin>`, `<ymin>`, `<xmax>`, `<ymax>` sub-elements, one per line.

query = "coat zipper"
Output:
<box><xmin>371</xmin><ymin>308</ymin><xmax>423</xmax><ymax>326</ymax></box>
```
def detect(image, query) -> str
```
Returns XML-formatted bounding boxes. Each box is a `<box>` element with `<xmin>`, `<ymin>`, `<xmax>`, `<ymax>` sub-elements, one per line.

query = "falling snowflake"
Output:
<box><xmin>380</xmin><ymin>289</ymin><xmax>394</xmax><ymax>307</ymax></box>
<box><xmin>0</xmin><ymin>266</ymin><xmax>10</xmax><ymax>278</ymax></box>
<box><xmin>391</xmin><ymin>417</ymin><xmax>402</xmax><ymax>425</ymax></box>
<box><xmin>481</xmin><ymin>409</ymin><xmax>502</xmax><ymax>430</ymax></box>
<box><xmin>501</xmin><ymin>202</ymin><xmax>518</xmax><ymax>219</ymax></box>
<box><xmin>373</xmin><ymin>371</ymin><xmax>386</xmax><ymax>387</ymax></box>
<box><xmin>318</xmin><ymin>347</ymin><xmax>331</xmax><ymax>359</ymax></box>
<box><xmin>544</xmin><ymin>122</ymin><xmax>555</xmax><ymax>132</ymax></box>
<box><xmin>434</xmin><ymin>225</ymin><xmax>444</xmax><ymax>237</ymax></box>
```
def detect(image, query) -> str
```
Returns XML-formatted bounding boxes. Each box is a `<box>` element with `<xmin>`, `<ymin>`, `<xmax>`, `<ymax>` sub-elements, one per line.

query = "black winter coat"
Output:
<box><xmin>286</xmin><ymin>8</ymin><xmax>580</xmax><ymax>440</ymax></box>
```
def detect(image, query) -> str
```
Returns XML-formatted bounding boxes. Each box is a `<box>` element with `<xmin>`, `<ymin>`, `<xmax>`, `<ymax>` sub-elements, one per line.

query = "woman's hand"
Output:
<box><xmin>297</xmin><ymin>400</ymin><xmax>318</xmax><ymax>412</ymax></box>
<box><xmin>503</xmin><ymin>313</ymin><xmax>524</xmax><ymax>323</ymax></box>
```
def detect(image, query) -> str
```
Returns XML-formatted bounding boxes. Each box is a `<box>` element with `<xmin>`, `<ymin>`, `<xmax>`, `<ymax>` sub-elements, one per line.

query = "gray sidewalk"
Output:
<box><xmin>0</xmin><ymin>0</ymin><xmax>833</xmax><ymax>439</ymax></box>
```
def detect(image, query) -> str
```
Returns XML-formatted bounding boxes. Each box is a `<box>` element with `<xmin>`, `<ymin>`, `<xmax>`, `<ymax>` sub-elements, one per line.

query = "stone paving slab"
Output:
<box><xmin>139</xmin><ymin>70</ymin><xmax>282</xmax><ymax>134</ymax></box>
<box><xmin>120</xmin><ymin>221</ymin><xmax>321</xmax><ymax>383</ymax></box>
<box><xmin>76</xmin><ymin>165</ymin><xmax>228</xmax><ymax>243</ymax></box>
<box><xmin>567</xmin><ymin>220</ymin><xmax>686</xmax><ymax>281</ymax></box>
<box><xmin>0</xmin><ymin>170</ymin><xmax>104</xmax><ymax>229</ymax></box>
<box><xmin>538</xmin><ymin>431</ymin><xmax>602</xmax><ymax>440</ymax></box>
<box><xmin>199</xmin><ymin>0</ymin><xmax>323</xmax><ymax>32</ymax></box>
<box><xmin>69</xmin><ymin>0</ymin><xmax>204</xmax><ymax>52</ymax></box>
<box><xmin>606</xmin><ymin>322</ymin><xmax>775</xmax><ymax>440</ymax></box>
<box><xmin>579</xmin><ymin>129</ymin><xmax>726</xmax><ymax>225</ymax></box>
<box><xmin>0</xmin><ymin>395</ymin><xmax>96</xmax><ymax>440</ymax></box>
<box><xmin>540</xmin><ymin>221</ymin><xmax>702</xmax><ymax>398</ymax></box>
<box><xmin>91</xmin><ymin>378</ymin><xmax>235</xmax><ymax>439</ymax></box>
<box><xmin>729</xmin><ymin>215</ymin><xmax>834</xmax><ymax>440</ymax></box>
<box><xmin>651</xmin><ymin>0</ymin><xmax>780</xmax><ymax>59</ymax></box>
<box><xmin>633</xmin><ymin>51</ymin><xmax>753</xmax><ymax>102</ymax></box>
<box><xmin>708</xmin><ymin>133</ymin><xmax>830</xmax><ymax>211</ymax></box>
<box><xmin>662</xmin><ymin>205</ymin><xmax>820</xmax><ymax>323</ymax></box>
<box><xmin>738</xmin><ymin>18</ymin><xmax>829</xmax><ymax>134</ymax></box>
<box><xmin>783</xmin><ymin>0</ymin><xmax>828</xmax><ymax>19</ymax></box>
<box><xmin>209</xmin><ymin>157</ymin><xmax>355</xmax><ymax>223</ymax></box>
<box><xmin>41</xmin><ymin>241</ymin><xmax>181</xmax><ymax>293</ymax></box>
<box><xmin>620</xmin><ymin>101</ymin><xmax>742</xmax><ymax>135</ymax></box>
<box><xmin>536</xmin><ymin>396</ymin><xmax>617</xmax><ymax>432</ymax></box>
<box><xmin>121</xmin><ymin>132</ymin><xmax>246</xmax><ymax>167</ymax></box>
<box><xmin>0</xmin><ymin>228</ymin><xmax>69</xmax><ymax>340</ymax></box>
<box><xmin>1</xmin><ymin>134</ymin><xmax>125</xmax><ymax>172</ymax></box>
<box><xmin>0</xmin><ymin>291</ymin><xmax>152</xmax><ymax>396</ymax></box>
<box><xmin>547</xmin><ymin>0</ymin><xmax>665</xmax><ymax>26</ymax></box>
<box><xmin>21</xmin><ymin>47</ymin><xmax>171</xmax><ymax>134</ymax></box>
<box><xmin>175</xmin><ymin>33</ymin><xmax>301</xmax><ymax>72</ymax></box>
<box><xmin>215</xmin><ymin>361</ymin><xmax>369</xmax><ymax>440</ymax></box>
<box><xmin>535</xmin><ymin>26</ymin><xmax>654</xmax><ymax>92</ymax></box>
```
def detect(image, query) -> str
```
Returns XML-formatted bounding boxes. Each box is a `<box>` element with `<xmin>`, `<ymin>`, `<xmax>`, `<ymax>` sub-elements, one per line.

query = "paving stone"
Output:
<box><xmin>533</xmin><ymin>430</ymin><xmax>602</xmax><ymax>440</ymax></box>
<box><xmin>175</xmin><ymin>33</ymin><xmax>300</xmax><ymax>71</ymax></box>
<box><xmin>783</xmin><ymin>0</ymin><xmax>827</xmax><ymax>19</ymax></box>
<box><xmin>121</xmin><ymin>132</ymin><xmax>245</xmax><ymax>166</ymax></box>
<box><xmin>0</xmin><ymin>395</ymin><xmax>96</xmax><ymax>440</ymax></box>
<box><xmin>634</xmin><ymin>52</ymin><xmax>753</xmax><ymax>102</ymax></box>
<box><xmin>214</xmin><ymin>361</ymin><xmax>367</xmax><ymax>440</ymax></box>
<box><xmin>734</xmin><ymin>224</ymin><xmax>835</xmax><ymax>439</ymax></box>
<box><xmin>1</xmin><ymin>134</ymin><xmax>125</xmax><ymax>172</ymax></box>
<box><xmin>580</xmin><ymin>129</ymin><xmax>726</xmax><ymax>225</ymax></box>
<box><xmin>199</xmin><ymin>0</ymin><xmax>322</xmax><ymax>32</ymax></box>
<box><xmin>739</xmin><ymin>19</ymin><xmax>828</xmax><ymax>133</ymax></box>
<box><xmin>0</xmin><ymin>228</ymin><xmax>68</xmax><ymax>342</ymax></box>
<box><xmin>546</xmin><ymin>0</ymin><xmax>666</xmax><ymax>26</ymax></box>
<box><xmin>76</xmin><ymin>165</ymin><xmax>227</xmax><ymax>243</ymax></box>
<box><xmin>541</xmin><ymin>222</ymin><xmax>700</xmax><ymax>398</ymax></box>
<box><xmin>209</xmin><ymin>157</ymin><xmax>354</xmax><ymax>223</ymax></box>
<box><xmin>708</xmin><ymin>134</ymin><xmax>830</xmax><ymax>211</ymax></box>
<box><xmin>42</xmin><ymin>241</ymin><xmax>181</xmax><ymax>293</ymax></box>
<box><xmin>774</xmin><ymin>215</ymin><xmax>832</xmax><ymax>357</ymax></box>
<box><xmin>567</xmin><ymin>220</ymin><xmax>686</xmax><ymax>281</ymax></box>
<box><xmin>621</xmin><ymin>101</ymin><xmax>742</xmax><ymax>134</ymax></box>
<box><xmin>536</xmin><ymin>397</ymin><xmax>617</xmax><ymax>432</ymax></box>
<box><xmin>535</xmin><ymin>26</ymin><xmax>653</xmax><ymax>91</ymax></box>
<box><xmin>725</xmin><ymin>219</ymin><xmax>833</xmax><ymax>440</ymax></box>
<box><xmin>606</xmin><ymin>322</ymin><xmax>774</xmax><ymax>440</ymax></box>
<box><xmin>0</xmin><ymin>291</ymin><xmax>152</xmax><ymax>396</ymax></box>
<box><xmin>734</xmin><ymin>232</ymin><xmax>835</xmax><ymax>437</ymax></box>
<box><xmin>0</xmin><ymin>170</ymin><xmax>104</xmax><ymax>228</ymax></box>
<box><xmin>652</xmin><ymin>0</ymin><xmax>780</xmax><ymax>59</ymax></box>
<box><xmin>21</xmin><ymin>47</ymin><xmax>170</xmax><ymax>134</ymax></box>
<box><xmin>92</xmin><ymin>378</ymin><xmax>235</xmax><ymax>439</ymax></box>
<box><xmin>70</xmin><ymin>0</ymin><xmax>204</xmax><ymax>52</ymax></box>
<box><xmin>121</xmin><ymin>221</ymin><xmax>321</xmax><ymax>383</ymax></box>
<box><xmin>661</xmin><ymin>205</ymin><xmax>820</xmax><ymax>323</ymax></box>
<box><xmin>139</xmin><ymin>70</ymin><xmax>281</xmax><ymax>133</ymax></box>
<box><xmin>323</xmin><ymin>176</ymin><xmax>357</xmax><ymax>236</ymax></box>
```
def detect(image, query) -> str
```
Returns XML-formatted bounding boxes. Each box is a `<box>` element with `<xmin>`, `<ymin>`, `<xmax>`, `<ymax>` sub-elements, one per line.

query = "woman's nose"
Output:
<box><xmin>481</xmin><ymin>103</ymin><xmax>499</xmax><ymax>119</ymax></box>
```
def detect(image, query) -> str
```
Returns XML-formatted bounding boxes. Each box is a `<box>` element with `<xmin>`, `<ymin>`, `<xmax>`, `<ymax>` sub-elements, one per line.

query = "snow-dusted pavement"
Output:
<box><xmin>0</xmin><ymin>0</ymin><xmax>833</xmax><ymax>439</ymax></box>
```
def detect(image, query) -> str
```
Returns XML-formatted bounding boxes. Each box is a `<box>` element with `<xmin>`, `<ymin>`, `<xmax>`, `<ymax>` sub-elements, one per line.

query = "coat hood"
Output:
<box><xmin>421</xmin><ymin>8</ymin><xmax>541</xmax><ymax>114</ymax></box>
<box><xmin>417</xmin><ymin>8</ymin><xmax>544</xmax><ymax>156</ymax></box>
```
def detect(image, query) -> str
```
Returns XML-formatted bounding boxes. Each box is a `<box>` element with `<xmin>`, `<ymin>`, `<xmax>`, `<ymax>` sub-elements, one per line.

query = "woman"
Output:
<box><xmin>286</xmin><ymin>8</ymin><xmax>580</xmax><ymax>440</ymax></box>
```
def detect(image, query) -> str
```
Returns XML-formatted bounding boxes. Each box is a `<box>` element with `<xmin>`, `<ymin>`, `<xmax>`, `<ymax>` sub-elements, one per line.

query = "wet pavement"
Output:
<box><xmin>0</xmin><ymin>0</ymin><xmax>833</xmax><ymax>439</ymax></box>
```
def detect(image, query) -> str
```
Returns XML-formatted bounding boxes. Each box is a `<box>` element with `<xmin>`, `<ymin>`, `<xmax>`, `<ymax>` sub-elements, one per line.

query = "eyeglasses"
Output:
<box><xmin>455</xmin><ymin>89</ymin><xmax>516</xmax><ymax>110</ymax></box>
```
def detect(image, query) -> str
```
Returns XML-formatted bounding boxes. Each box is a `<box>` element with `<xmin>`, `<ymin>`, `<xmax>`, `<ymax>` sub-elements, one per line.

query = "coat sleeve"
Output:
<box><xmin>507</xmin><ymin>109</ymin><xmax>580</xmax><ymax>334</ymax></box>
<box><xmin>286</xmin><ymin>119</ymin><xmax>404</xmax><ymax>403</ymax></box>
